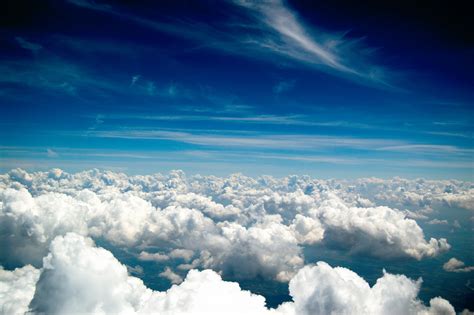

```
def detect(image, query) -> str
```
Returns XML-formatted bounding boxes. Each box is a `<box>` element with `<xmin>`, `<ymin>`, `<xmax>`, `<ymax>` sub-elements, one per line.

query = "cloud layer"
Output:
<box><xmin>0</xmin><ymin>169</ymin><xmax>459</xmax><ymax>279</ymax></box>
<box><xmin>2</xmin><ymin>233</ymin><xmax>456</xmax><ymax>315</ymax></box>
<box><xmin>0</xmin><ymin>169</ymin><xmax>456</xmax><ymax>281</ymax></box>
<box><xmin>1</xmin><ymin>169</ymin><xmax>471</xmax><ymax>313</ymax></box>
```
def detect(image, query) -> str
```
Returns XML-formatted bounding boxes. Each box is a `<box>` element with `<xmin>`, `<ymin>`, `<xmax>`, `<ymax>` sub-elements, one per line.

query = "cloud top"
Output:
<box><xmin>0</xmin><ymin>169</ymin><xmax>455</xmax><ymax>280</ymax></box>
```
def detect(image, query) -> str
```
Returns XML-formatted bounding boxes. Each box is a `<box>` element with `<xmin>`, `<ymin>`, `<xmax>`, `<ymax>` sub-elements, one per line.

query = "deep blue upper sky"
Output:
<box><xmin>1</xmin><ymin>0</ymin><xmax>473</xmax><ymax>179</ymax></box>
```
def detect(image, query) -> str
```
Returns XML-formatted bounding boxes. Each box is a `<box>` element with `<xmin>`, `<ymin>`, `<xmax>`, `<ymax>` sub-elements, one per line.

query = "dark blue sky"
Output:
<box><xmin>1</xmin><ymin>0</ymin><xmax>473</xmax><ymax>178</ymax></box>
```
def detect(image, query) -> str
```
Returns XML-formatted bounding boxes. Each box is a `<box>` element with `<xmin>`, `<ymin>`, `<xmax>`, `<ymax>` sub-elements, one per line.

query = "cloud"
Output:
<box><xmin>130</xmin><ymin>75</ymin><xmax>141</xmax><ymax>86</ymax></box>
<box><xmin>27</xmin><ymin>233</ymin><xmax>272</xmax><ymax>315</ymax></box>
<box><xmin>232</xmin><ymin>0</ymin><xmax>390</xmax><ymax>84</ymax></box>
<box><xmin>15</xmin><ymin>37</ymin><xmax>42</xmax><ymax>53</ymax></box>
<box><xmin>377</xmin><ymin>144</ymin><xmax>474</xmax><ymax>156</ymax></box>
<box><xmin>316</xmin><ymin>193</ymin><xmax>450</xmax><ymax>260</ymax></box>
<box><xmin>169</xmin><ymin>249</ymin><xmax>194</xmax><ymax>262</ymax></box>
<box><xmin>428</xmin><ymin>219</ymin><xmax>449</xmax><ymax>225</ymax></box>
<box><xmin>0</xmin><ymin>265</ymin><xmax>40</xmax><ymax>315</ymax></box>
<box><xmin>98</xmin><ymin>113</ymin><xmax>376</xmax><ymax>129</ymax></box>
<box><xmin>6</xmin><ymin>233</ymin><xmax>454</xmax><ymax>315</ymax></box>
<box><xmin>234</xmin><ymin>1</ymin><xmax>346</xmax><ymax>69</ymax></box>
<box><xmin>273</xmin><ymin>80</ymin><xmax>296</xmax><ymax>94</ymax></box>
<box><xmin>67</xmin><ymin>0</ymin><xmax>390</xmax><ymax>85</ymax></box>
<box><xmin>285</xmin><ymin>262</ymin><xmax>455</xmax><ymax>315</ymax></box>
<box><xmin>88</xmin><ymin>129</ymin><xmax>405</xmax><ymax>151</ymax></box>
<box><xmin>0</xmin><ymin>60</ymin><xmax>80</xmax><ymax>95</ymax></box>
<box><xmin>138</xmin><ymin>251</ymin><xmax>169</xmax><ymax>262</ymax></box>
<box><xmin>0</xmin><ymin>168</ymin><xmax>454</xmax><ymax>284</ymax></box>
<box><xmin>46</xmin><ymin>148</ymin><xmax>58</xmax><ymax>158</ymax></box>
<box><xmin>159</xmin><ymin>267</ymin><xmax>183</xmax><ymax>284</ymax></box>
<box><xmin>443</xmin><ymin>258</ymin><xmax>474</xmax><ymax>273</ymax></box>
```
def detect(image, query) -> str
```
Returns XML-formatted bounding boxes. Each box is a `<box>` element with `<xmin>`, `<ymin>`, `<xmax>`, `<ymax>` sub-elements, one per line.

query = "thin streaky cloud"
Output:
<box><xmin>377</xmin><ymin>144</ymin><xmax>474</xmax><ymax>155</ymax></box>
<box><xmin>233</xmin><ymin>0</ymin><xmax>391</xmax><ymax>84</ymax></box>
<box><xmin>235</xmin><ymin>0</ymin><xmax>348</xmax><ymax>71</ymax></box>
<box><xmin>95</xmin><ymin>113</ymin><xmax>375</xmax><ymax>129</ymax></box>
<box><xmin>229</xmin><ymin>152</ymin><xmax>474</xmax><ymax>169</ymax></box>
<box><xmin>67</xmin><ymin>0</ymin><xmax>391</xmax><ymax>85</ymax></box>
<box><xmin>425</xmin><ymin>131</ymin><xmax>473</xmax><ymax>139</ymax></box>
<box><xmin>2</xmin><ymin>146</ymin><xmax>472</xmax><ymax>170</ymax></box>
<box><xmin>86</xmin><ymin>129</ymin><xmax>406</xmax><ymax>150</ymax></box>
<box><xmin>15</xmin><ymin>37</ymin><xmax>43</xmax><ymax>53</ymax></box>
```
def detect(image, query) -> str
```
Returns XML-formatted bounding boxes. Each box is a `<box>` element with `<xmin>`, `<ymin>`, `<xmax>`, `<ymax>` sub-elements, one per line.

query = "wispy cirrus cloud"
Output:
<box><xmin>273</xmin><ymin>80</ymin><xmax>296</xmax><ymax>94</ymax></box>
<box><xmin>86</xmin><ymin>128</ymin><xmax>404</xmax><ymax>150</ymax></box>
<box><xmin>233</xmin><ymin>1</ymin><xmax>353</xmax><ymax>71</ymax></box>
<box><xmin>15</xmin><ymin>37</ymin><xmax>43</xmax><ymax>53</ymax></box>
<box><xmin>377</xmin><ymin>144</ymin><xmax>474</xmax><ymax>155</ymax></box>
<box><xmin>77</xmin><ymin>128</ymin><xmax>473</xmax><ymax>168</ymax></box>
<box><xmin>2</xmin><ymin>145</ymin><xmax>472</xmax><ymax>174</ymax></box>
<box><xmin>67</xmin><ymin>0</ymin><xmax>392</xmax><ymax>85</ymax></box>
<box><xmin>93</xmin><ymin>113</ymin><xmax>375</xmax><ymax>129</ymax></box>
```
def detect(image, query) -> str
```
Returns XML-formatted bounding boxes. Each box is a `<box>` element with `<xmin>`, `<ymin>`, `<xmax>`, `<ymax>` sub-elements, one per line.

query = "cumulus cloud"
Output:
<box><xmin>316</xmin><ymin>193</ymin><xmax>450</xmax><ymax>260</ymax></box>
<box><xmin>0</xmin><ymin>265</ymin><xmax>40</xmax><ymax>315</ymax></box>
<box><xmin>283</xmin><ymin>262</ymin><xmax>455</xmax><ymax>315</ymax></box>
<box><xmin>138</xmin><ymin>251</ymin><xmax>169</xmax><ymax>262</ymax></box>
<box><xmin>27</xmin><ymin>233</ymin><xmax>272</xmax><ymax>315</ymax></box>
<box><xmin>159</xmin><ymin>267</ymin><xmax>183</xmax><ymax>284</ymax></box>
<box><xmin>169</xmin><ymin>248</ymin><xmax>194</xmax><ymax>262</ymax></box>
<box><xmin>428</xmin><ymin>219</ymin><xmax>449</xmax><ymax>225</ymax></box>
<box><xmin>2</xmin><ymin>233</ymin><xmax>455</xmax><ymax>315</ymax></box>
<box><xmin>0</xmin><ymin>169</ymin><xmax>454</xmax><ymax>281</ymax></box>
<box><xmin>443</xmin><ymin>258</ymin><xmax>474</xmax><ymax>273</ymax></box>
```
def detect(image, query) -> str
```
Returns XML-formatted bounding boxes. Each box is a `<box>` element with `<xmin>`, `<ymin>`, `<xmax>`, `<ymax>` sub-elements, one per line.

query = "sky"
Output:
<box><xmin>1</xmin><ymin>0</ymin><xmax>473</xmax><ymax>179</ymax></box>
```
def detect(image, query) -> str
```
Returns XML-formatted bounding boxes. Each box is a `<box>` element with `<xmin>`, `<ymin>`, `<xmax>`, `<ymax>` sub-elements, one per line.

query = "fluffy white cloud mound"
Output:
<box><xmin>0</xmin><ymin>265</ymin><xmax>40</xmax><ymax>315</ymax></box>
<box><xmin>28</xmin><ymin>233</ymin><xmax>273</xmax><ymax>315</ymax></box>
<box><xmin>29</xmin><ymin>233</ymin><xmax>155</xmax><ymax>314</ymax></box>
<box><xmin>443</xmin><ymin>258</ymin><xmax>474</xmax><ymax>273</ymax></box>
<box><xmin>0</xmin><ymin>188</ymin><xmax>90</xmax><ymax>266</ymax></box>
<box><xmin>284</xmin><ymin>262</ymin><xmax>455</xmax><ymax>315</ymax></box>
<box><xmin>317</xmin><ymin>194</ymin><xmax>450</xmax><ymax>260</ymax></box>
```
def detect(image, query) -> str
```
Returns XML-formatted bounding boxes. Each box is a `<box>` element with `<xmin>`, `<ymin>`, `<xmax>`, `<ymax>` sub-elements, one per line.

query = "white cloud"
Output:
<box><xmin>316</xmin><ymin>193</ymin><xmax>450</xmax><ymax>260</ymax></box>
<box><xmin>0</xmin><ymin>265</ymin><xmax>40</xmax><ymax>315</ymax></box>
<box><xmin>159</xmin><ymin>267</ymin><xmax>183</xmax><ymax>284</ymax></box>
<box><xmin>138</xmin><ymin>251</ymin><xmax>169</xmax><ymax>262</ymax></box>
<box><xmin>5</xmin><ymin>233</ymin><xmax>455</xmax><ymax>315</ymax></box>
<box><xmin>169</xmin><ymin>249</ymin><xmax>194</xmax><ymax>262</ymax></box>
<box><xmin>428</xmin><ymin>219</ymin><xmax>449</xmax><ymax>225</ymax></box>
<box><xmin>232</xmin><ymin>0</ymin><xmax>393</xmax><ymax>85</ymax></box>
<box><xmin>0</xmin><ymin>169</ymin><xmax>455</xmax><ymax>281</ymax></box>
<box><xmin>283</xmin><ymin>262</ymin><xmax>455</xmax><ymax>315</ymax></box>
<box><xmin>443</xmin><ymin>258</ymin><xmax>474</xmax><ymax>273</ymax></box>
<box><xmin>68</xmin><ymin>0</ymin><xmax>389</xmax><ymax>84</ymax></box>
<box><xmin>27</xmin><ymin>233</ymin><xmax>272</xmax><ymax>315</ymax></box>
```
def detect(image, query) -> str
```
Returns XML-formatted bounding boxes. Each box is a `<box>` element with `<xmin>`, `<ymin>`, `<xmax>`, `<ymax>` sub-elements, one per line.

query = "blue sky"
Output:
<box><xmin>1</xmin><ymin>0</ymin><xmax>473</xmax><ymax>179</ymax></box>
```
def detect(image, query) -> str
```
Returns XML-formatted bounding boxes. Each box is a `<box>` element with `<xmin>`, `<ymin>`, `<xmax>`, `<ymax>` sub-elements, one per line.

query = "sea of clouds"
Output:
<box><xmin>1</xmin><ymin>168</ymin><xmax>473</xmax><ymax>314</ymax></box>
